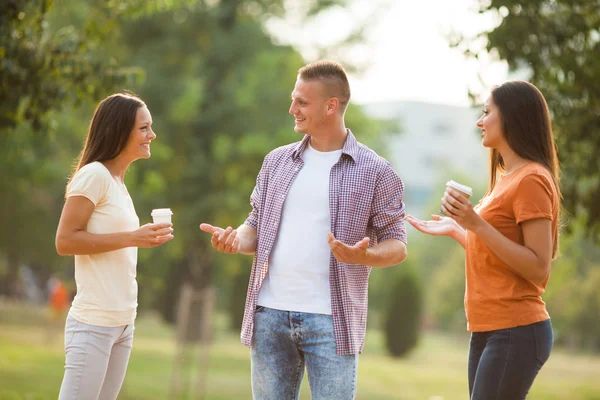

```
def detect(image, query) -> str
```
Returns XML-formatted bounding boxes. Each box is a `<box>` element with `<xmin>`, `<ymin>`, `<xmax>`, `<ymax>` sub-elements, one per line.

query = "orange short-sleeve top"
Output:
<box><xmin>465</xmin><ymin>162</ymin><xmax>559</xmax><ymax>332</ymax></box>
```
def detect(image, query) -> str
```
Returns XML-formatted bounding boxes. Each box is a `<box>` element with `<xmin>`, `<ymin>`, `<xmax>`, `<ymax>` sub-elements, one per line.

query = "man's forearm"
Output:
<box><xmin>365</xmin><ymin>239</ymin><xmax>407</xmax><ymax>268</ymax></box>
<box><xmin>237</xmin><ymin>224</ymin><xmax>258</xmax><ymax>255</ymax></box>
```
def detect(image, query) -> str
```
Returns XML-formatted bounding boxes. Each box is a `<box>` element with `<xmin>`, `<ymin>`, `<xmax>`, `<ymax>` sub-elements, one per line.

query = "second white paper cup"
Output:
<box><xmin>446</xmin><ymin>180</ymin><xmax>473</xmax><ymax>198</ymax></box>
<box><xmin>151</xmin><ymin>208</ymin><xmax>173</xmax><ymax>224</ymax></box>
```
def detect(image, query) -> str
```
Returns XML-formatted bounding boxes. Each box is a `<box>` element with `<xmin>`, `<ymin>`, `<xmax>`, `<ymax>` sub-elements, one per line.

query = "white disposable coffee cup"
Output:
<box><xmin>151</xmin><ymin>208</ymin><xmax>173</xmax><ymax>224</ymax></box>
<box><xmin>446</xmin><ymin>180</ymin><xmax>473</xmax><ymax>198</ymax></box>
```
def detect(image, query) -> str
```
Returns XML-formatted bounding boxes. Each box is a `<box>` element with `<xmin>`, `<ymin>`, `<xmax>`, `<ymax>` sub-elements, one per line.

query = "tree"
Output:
<box><xmin>115</xmin><ymin>0</ymin><xmax>388</xmax><ymax>330</ymax></box>
<box><xmin>428</xmin><ymin>246</ymin><xmax>467</xmax><ymax>332</ymax></box>
<box><xmin>0</xmin><ymin>0</ymin><xmax>391</xmax><ymax>329</ymax></box>
<box><xmin>0</xmin><ymin>0</ymin><xmax>145</xmax><ymax>132</ymax></box>
<box><xmin>106</xmin><ymin>2</ymin><xmax>385</xmax><ymax>394</ymax></box>
<box><xmin>543</xmin><ymin>217</ymin><xmax>600</xmax><ymax>352</ymax></box>
<box><xmin>453</xmin><ymin>0</ymin><xmax>600</xmax><ymax>239</ymax></box>
<box><xmin>384</xmin><ymin>265</ymin><xmax>423</xmax><ymax>357</ymax></box>
<box><xmin>0</xmin><ymin>0</ymin><xmax>115</xmax><ymax>295</ymax></box>
<box><xmin>0</xmin><ymin>0</ymin><xmax>193</xmax><ymax>295</ymax></box>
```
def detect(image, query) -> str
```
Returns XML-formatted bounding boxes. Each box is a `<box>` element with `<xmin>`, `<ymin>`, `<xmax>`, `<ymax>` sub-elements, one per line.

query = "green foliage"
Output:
<box><xmin>110</xmin><ymin>0</ymin><xmax>388</xmax><ymax>326</ymax></box>
<box><xmin>409</xmin><ymin>171</ymin><xmax>485</xmax><ymax>333</ymax></box>
<box><xmin>0</xmin><ymin>0</ymin><xmax>408</xmax><ymax>336</ymax></box>
<box><xmin>384</xmin><ymin>265</ymin><xmax>423</xmax><ymax>357</ymax></box>
<box><xmin>453</xmin><ymin>0</ymin><xmax>600</xmax><ymax>239</ymax></box>
<box><xmin>428</xmin><ymin>246</ymin><xmax>466</xmax><ymax>332</ymax></box>
<box><xmin>0</xmin><ymin>0</ymin><xmax>147</xmax><ymax>294</ymax></box>
<box><xmin>228</xmin><ymin>266</ymin><xmax>251</xmax><ymax>332</ymax></box>
<box><xmin>0</xmin><ymin>0</ymin><xmax>143</xmax><ymax>132</ymax></box>
<box><xmin>369</xmin><ymin>169</ymin><xmax>485</xmax><ymax>336</ymax></box>
<box><xmin>544</xmin><ymin>218</ymin><xmax>600</xmax><ymax>351</ymax></box>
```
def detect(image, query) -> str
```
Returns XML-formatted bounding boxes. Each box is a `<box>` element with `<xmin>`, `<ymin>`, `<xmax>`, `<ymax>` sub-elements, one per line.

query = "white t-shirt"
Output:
<box><xmin>66</xmin><ymin>161</ymin><xmax>140</xmax><ymax>326</ymax></box>
<box><xmin>257</xmin><ymin>144</ymin><xmax>342</xmax><ymax>315</ymax></box>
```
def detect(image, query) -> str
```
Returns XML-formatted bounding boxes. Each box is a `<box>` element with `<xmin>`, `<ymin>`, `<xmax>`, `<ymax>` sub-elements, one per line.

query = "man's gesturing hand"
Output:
<box><xmin>200</xmin><ymin>223</ymin><xmax>240</xmax><ymax>254</ymax></box>
<box><xmin>327</xmin><ymin>232</ymin><xmax>370</xmax><ymax>265</ymax></box>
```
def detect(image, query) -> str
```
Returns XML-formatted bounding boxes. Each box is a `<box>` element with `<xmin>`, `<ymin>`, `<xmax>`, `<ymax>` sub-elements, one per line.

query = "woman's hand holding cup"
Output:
<box><xmin>440</xmin><ymin>180</ymin><xmax>483</xmax><ymax>231</ymax></box>
<box><xmin>133</xmin><ymin>223</ymin><xmax>174</xmax><ymax>248</ymax></box>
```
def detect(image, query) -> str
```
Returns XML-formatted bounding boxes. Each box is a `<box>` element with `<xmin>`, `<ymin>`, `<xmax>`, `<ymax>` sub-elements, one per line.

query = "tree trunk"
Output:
<box><xmin>0</xmin><ymin>251</ymin><xmax>20</xmax><ymax>298</ymax></box>
<box><xmin>228</xmin><ymin>268</ymin><xmax>250</xmax><ymax>332</ymax></box>
<box><xmin>184</xmin><ymin>246</ymin><xmax>213</xmax><ymax>342</ymax></box>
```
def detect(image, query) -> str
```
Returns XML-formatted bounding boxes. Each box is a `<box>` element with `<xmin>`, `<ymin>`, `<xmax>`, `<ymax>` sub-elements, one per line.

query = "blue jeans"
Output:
<box><xmin>251</xmin><ymin>306</ymin><xmax>359</xmax><ymax>400</ymax></box>
<box><xmin>468</xmin><ymin>319</ymin><xmax>553</xmax><ymax>400</ymax></box>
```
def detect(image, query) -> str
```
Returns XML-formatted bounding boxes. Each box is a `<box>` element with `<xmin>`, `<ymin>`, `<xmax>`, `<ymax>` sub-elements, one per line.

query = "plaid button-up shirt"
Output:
<box><xmin>241</xmin><ymin>130</ymin><xmax>407</xmax><ymax>355</ymax></box>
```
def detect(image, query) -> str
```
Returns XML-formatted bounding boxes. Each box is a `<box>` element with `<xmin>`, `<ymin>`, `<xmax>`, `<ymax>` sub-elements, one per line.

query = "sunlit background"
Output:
<box><xmin>1</xmin><ymin>0</ymin><xmax>599</xmax><ymax>399</ymax></box>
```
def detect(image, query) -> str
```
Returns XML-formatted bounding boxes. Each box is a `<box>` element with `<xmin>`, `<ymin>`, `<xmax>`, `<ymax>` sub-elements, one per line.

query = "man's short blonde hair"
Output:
<box><xmin>298</xmin><ymin>60</ymin><xmax>351</xmax><ymax>111</ymax></box>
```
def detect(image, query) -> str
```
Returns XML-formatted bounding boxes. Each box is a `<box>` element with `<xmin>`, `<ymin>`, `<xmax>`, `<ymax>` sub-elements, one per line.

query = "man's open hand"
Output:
<box><xmin>327</xmin><ymin>232</ymin><xmax>370</xmax><ymax>264</ymax></box>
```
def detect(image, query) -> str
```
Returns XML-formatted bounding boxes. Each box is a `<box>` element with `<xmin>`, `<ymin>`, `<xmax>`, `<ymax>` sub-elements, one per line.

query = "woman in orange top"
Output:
<box><xmin>406</xmin><ymin>80</ymin><xmax>560</xmax><ymax>400</ymax></box>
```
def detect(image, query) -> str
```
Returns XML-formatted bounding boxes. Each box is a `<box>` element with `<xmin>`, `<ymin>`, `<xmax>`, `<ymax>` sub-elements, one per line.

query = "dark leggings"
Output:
<box><xmin>468</xmin><ymin>319</ymin><xmax>553</xmax><ymax>400</ymax></box>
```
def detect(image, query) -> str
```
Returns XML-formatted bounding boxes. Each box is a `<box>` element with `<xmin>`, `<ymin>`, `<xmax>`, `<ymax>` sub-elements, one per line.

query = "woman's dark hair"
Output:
<box><xmin>488</xmin><ymin>80</ymin><xmax>562</xmax><ymax>256</ymax></box>
<box><xmin>71</xmin><ymin>93</ymin><xmax>146</xmax><ymax>177</ymax></box>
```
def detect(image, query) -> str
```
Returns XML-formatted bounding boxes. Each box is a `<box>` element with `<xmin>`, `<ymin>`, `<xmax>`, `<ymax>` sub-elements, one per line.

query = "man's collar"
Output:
<box><xmin>292</xmin><ymin>129</ymin><xmax>358</xmax><ymax>161</ymax></box>
<box><xmin>291</xmin><ymin>135</ymin><xmax>311</xmax><ymax>160</ymax></box>
<box><xmin>341</xmin><ymin>129</ymin><xmax>359</xmax><ymax>161</ymax></box>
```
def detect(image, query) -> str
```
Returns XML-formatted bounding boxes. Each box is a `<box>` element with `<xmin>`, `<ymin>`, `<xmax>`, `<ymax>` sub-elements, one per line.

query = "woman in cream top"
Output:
<box><xmin>55</xmin><ymin>93</ymin><xmax>174</xmax><ymax>400</ymax></box>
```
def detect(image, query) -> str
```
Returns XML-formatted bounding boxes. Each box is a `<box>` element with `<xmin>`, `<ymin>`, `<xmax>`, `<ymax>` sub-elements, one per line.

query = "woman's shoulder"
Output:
<box><xmin>511</xmin><ymin>162</ymin><xmax>557</xmax><ymax>200</ymax></box>
<box><xmin>79</xmin><ymin>161</ymin><xmax>108</xmax><ymax>173</ymax></box>
<box><xmin>516</xmin><ymin>162</ymin><xmax>554</xmax><ymax>186</ymax></box>
<box><xmin>74</xmin><ymin>161</ymin><xmax>110</xmax><ymax>179</ymax></box>
<box><xmin>66</xmin><ymin>162</ymin><xmax>113</xmax><ymax>204</ymax></box>
<box><xmin>69</xmin><ymin>162</ymin><xmax>112</xmax><ymax>191</ymax></box>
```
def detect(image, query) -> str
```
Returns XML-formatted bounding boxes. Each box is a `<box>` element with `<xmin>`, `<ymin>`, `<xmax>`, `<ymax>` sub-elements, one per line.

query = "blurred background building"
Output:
<box><xmin>364</xmin><ymin>101</ymin><xmax>487</xmax><ymax>214</ymax></box>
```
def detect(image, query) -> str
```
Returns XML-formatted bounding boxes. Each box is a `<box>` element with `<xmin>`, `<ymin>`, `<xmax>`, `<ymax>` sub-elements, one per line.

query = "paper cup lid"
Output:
<box><xmin>151</xmin><ymin>208</ymin><xmax>173</xmax><ymax>216</ymax></box>
<box><xmin>446</xmin><ymin>180</ymin><xmax>473</xmax><ymax>196</ymax></box>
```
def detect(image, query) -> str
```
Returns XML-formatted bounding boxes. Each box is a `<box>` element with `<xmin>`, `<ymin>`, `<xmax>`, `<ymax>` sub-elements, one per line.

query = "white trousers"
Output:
<box><xmin>58</xmin><ymin>314</ymin><xmax>135</xmax><ymax>400</ymax></box>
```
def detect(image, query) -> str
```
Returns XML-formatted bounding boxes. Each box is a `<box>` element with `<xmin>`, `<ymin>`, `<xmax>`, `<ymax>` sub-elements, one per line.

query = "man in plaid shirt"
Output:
<box><xmin>200</xmin><ymin>60</ymin><xmax>407</xmax><ymax>399</ymax></box>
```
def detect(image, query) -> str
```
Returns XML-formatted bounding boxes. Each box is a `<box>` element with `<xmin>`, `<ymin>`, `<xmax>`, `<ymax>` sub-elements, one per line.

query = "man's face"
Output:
<box><xmin>288</xmin><ymin>78</ymin><xmax>330</xmax><ymax>135</ymax></box>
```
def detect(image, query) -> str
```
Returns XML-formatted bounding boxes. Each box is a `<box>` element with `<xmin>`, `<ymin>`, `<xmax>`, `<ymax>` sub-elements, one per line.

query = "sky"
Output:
<box><xmin>267</xmin><ymin>0</ymin><xmax>511</xmax><ymax>107</ymax></box>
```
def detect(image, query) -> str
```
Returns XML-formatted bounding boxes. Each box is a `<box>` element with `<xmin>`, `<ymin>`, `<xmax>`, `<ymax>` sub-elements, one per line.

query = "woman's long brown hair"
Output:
<box><xmin>488</xmin><ymin>81</ymin><xmax>562</xmax><ymax>257</ymax></box>
<box><xmin>70</xmin><ymin>93</ymin><xmax>146</xmax><ymax>179</ymax></box>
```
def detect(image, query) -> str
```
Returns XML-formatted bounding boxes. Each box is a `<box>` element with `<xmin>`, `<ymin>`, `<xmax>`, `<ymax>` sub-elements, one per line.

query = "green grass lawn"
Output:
<box><xmin>1</xmin><ymin>303</ymin><xmax>600</xmax><ymax>399</ymax></box>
